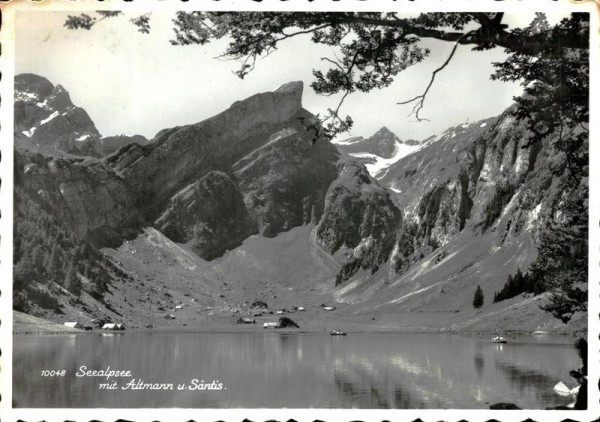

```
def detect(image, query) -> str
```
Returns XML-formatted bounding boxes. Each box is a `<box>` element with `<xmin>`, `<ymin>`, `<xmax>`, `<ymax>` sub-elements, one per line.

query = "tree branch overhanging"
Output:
<box><xmin>64</xmin><ymin>11</ymin><xmax>589</xmax><ymax>140</ymax></box>
<box><xmin>397</xmin><ymin>33</ymin><xmax>469</xmax><ymax>121</ymax></box>
<box><xmin>327</xmin><ymin>13</ymin><xmax>587</xmax><ymax>55</ymax></box>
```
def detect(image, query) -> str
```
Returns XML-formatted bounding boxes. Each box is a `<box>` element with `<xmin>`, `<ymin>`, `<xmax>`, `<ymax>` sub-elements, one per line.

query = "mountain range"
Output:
<box><xmin>13</xmin><ymin>73</ymin><xmax>586</xmax><ymax>333</ymax></box>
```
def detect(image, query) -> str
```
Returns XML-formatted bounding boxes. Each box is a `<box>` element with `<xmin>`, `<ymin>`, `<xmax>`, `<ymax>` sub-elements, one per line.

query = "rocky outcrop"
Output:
<box><xmin>316</xmin><ymin>162</ymin><xmax>401</xmax><ymax>284</ymax></box>
<box><xmin>278</xmin><ymin>316</ymin><xmax>300</xmax><ymax>328</ymax></box>
<box><xmin>154</xmin><ymin>171</ymin><xmax>257</xmax><ymax>260</ymax></box>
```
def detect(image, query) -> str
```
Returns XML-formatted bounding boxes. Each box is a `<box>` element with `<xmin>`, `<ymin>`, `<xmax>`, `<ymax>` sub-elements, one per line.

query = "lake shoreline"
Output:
<box><xmin>13</xmin><ymin>312</ymin><xmax>584</xmax><ymax>337</ymax></box>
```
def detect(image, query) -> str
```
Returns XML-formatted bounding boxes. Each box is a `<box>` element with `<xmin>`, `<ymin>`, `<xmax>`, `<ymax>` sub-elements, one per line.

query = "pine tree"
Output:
<box><xmin>473</xmin><ymin>285</ymin><xmax>484</xmax><ymax>309</ymax></box>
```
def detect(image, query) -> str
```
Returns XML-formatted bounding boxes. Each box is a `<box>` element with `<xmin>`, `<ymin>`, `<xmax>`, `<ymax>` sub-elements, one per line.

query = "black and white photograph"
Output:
<box><xmin>1</xmin><ymin>0</ymin><xmax>597</xmax><ymax>419</ymax></box>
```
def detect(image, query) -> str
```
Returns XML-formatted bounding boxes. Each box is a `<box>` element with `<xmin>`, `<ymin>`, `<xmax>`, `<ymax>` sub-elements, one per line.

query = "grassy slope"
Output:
<box><xmin>332</xmin><ymin>228</ymin><xmax>585</xmax><ymax>333</ymax></box>
<box><xmin>13</xmin><ymin>311</ymin><xmax>83</xmax><ymax>334</ymax></box>
<box><xmin>102</xmin><ymin>225</ymin><xmax>586</xmax><ymax>332</ymax></box>
<box><xmin>15</xmin><ymin>216</ymin><xmax>584</xmax><ymax>334</ymax></box>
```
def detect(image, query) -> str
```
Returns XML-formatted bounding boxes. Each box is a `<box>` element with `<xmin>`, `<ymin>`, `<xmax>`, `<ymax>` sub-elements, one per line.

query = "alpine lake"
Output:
<box><xmin>13</xmin><ymin>331</ymin><xmax>580</xmax><ymax>409</ymax></box>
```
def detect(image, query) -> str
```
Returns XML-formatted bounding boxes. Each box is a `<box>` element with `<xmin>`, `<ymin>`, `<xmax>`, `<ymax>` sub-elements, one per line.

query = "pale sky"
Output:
<box><xmin>15</xmin><ymin>11</ymin><xmax>567</xmax><ymax>141</ymax></box>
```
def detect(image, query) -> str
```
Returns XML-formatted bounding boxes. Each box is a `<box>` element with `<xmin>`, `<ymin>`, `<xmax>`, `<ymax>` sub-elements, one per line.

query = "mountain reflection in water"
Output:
<box><xmin>13</xmin><ymin>332</ymin><xmax>579</xmax><ymax>408</ymax></box>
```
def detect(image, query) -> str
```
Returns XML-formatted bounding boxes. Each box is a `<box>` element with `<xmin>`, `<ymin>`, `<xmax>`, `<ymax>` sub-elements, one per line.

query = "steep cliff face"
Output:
<box><xmin>351</xmin><ymin>107</ymin><xmax>566</xmax><ymax>304</ymax></box>
<box><xmin>232</xmin><ymin>116</ymin><xmax>339</xmax><ymax>237</ymax></box>
<box><xmin>155</xmin><ymin>171</ymin><xmax>257</xmax><ymax>260</ymax></box>
<box><xmin>13</xmin><ymin>78</ymin><xmax>344</xmax><ymax>318</ymax></box>
<box><xmin>382</xmin><ymin>109</ymin><xmax>554</xmax><ymax>256</ymax></box>
<box><xmin>316</xmin><ymin>162</ymin><xmax>401</xmax><ymax>284</ymax></box>
<box><xmin>15</xmin><ymin>150</ymin><xmax>138</xmax><ymax>244</ymax></box>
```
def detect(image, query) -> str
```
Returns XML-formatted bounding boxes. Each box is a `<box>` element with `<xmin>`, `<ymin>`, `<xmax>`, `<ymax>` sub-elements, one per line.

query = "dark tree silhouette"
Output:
<box><xmin>473</xmin><ymin>285</ymin><xmax>484</xmax><ymax>309</ymax></box>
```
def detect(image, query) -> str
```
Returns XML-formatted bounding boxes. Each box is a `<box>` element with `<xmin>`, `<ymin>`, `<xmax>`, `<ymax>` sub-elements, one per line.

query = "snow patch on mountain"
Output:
<box><xmin>346</xmin><ymin>140</ymin><xmax>425</xmax><ymax>179</ymax></box>
<box><xmin>335</xmin><ymin>136</ymin><xmax>363</xmax><ymax>146</ymax></box>
<box><xmin>16</xmin><ymin>91</ymin><xmax>41</xmax><ymax>102</ymax></box>
<box><xmin>39</xmin><ymin>111</ymin><xmax>60</xmax><ymax>125</ymax></box>
<box><xmin>22</xmin><ymin>127</ymin><xmax>37</xmax><ymax>138</ymax></box>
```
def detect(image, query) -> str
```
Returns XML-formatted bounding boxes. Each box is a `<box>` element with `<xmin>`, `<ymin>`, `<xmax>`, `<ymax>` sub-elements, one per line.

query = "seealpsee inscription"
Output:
<box><xmin>76</xmin><ymin>366</ymin><xmax>132</xmax><ymax>379</ymax></box>
<box><xmin>39</xmin><ymin>366</ymin><xmax>226</xmax><ymax>391</ymax></box>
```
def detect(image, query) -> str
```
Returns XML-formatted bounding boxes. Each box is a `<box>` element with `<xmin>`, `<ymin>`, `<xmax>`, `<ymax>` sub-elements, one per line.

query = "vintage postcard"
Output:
<box><xmin>0</xmin><ymin>0</ymin><xmax>597</xmax><ymax>421</ymax></box>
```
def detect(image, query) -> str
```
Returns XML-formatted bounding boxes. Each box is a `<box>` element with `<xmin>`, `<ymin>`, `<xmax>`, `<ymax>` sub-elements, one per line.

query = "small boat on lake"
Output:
<box><xmin>330</xmin><ymin>329</ymin><xmax>347</xmax><ymax>336</ymax></box>
<box><xmin>492</xmin><ymin>335</ymin><xmax>507</xmax><ymax>343</ymax></box>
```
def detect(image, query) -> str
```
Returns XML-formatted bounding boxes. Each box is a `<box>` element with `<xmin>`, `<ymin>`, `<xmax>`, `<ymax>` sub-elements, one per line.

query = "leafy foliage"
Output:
<box><xmin>490</xmin><ymin>12</ymin><xmax>589</xmax><ymax>322</ymax></box>
<box><xmin>492</xmin><ymin>13</ymin><xmax>589</xmax><ymax>183</ymax></box>
<box><xmin>64</xmin><ymin>11</ymin><xmax>122</xmax><ymax>30</ymax></box>
<box><xmin>130</xmin><ymin>14</ymin><xmax>151</xmax><ymax>34</ymax></box>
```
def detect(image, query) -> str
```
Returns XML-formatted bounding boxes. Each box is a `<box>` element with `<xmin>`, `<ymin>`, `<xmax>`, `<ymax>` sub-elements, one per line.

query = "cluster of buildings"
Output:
<box><xmin>63</xmin><ymin>321</ymin><xmax>125</xmax><ymax>331</ymax></box>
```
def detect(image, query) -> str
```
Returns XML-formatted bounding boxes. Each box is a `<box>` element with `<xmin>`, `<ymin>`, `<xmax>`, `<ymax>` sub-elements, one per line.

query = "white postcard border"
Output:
<box><xmin>1</xmin><ymin>0</ymin><xmax>598</xmax><ymax>421</ymax></box>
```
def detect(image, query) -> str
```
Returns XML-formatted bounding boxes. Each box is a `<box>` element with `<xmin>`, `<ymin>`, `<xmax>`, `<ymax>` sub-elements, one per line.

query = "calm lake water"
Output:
<box><xmin>13</xmin><ymin>332</ymin><xmax>581</xmax><ymax>408</ymax></box>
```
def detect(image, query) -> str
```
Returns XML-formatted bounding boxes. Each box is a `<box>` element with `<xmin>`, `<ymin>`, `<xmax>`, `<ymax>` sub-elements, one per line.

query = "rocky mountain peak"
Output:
<box><xmin>372</xmin><ymin>126</ymin><xmax>395</xmax><ymax>138</ymax></box>
<box><xmin>15</xmin><ymin>73</ymin><xmax>55</xmax><ymax>100</ymax></box>
<box><xmin>275</xmin><ymin>80</ymin><xmax>304</xmax><ymax>95</ymax></box>
<box><xmin>335</xmin><ymin>126</ymin><xmax>401</xmax><ymax>160</ymax></box>
<box><xmin>107</xmin><ymin>80</ymin><xmax>337</xmax><ymax>237</ymax></box>
<box><xmin>14</xmin><ymin>75</ymin><xmax>74</xmax><ymax>111</ymax></box>
<box><xmin>225</xmin><ymin>81</ymin><xmax>305</xmax><ymax>133</ymax></box>
<box><xmin>14</xmin><ymin>74</ymin><xmax>99</xmax><ymax>155</ymax></box>
<box><xmin>45</xmin><ymin>84</ymin><xmax>74</xmax><ymax>111</ymax></box>
<box><xmin>14</xmin><ymin>73</ymin><xmax>148</xmax><ymax>157</ymax></box>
